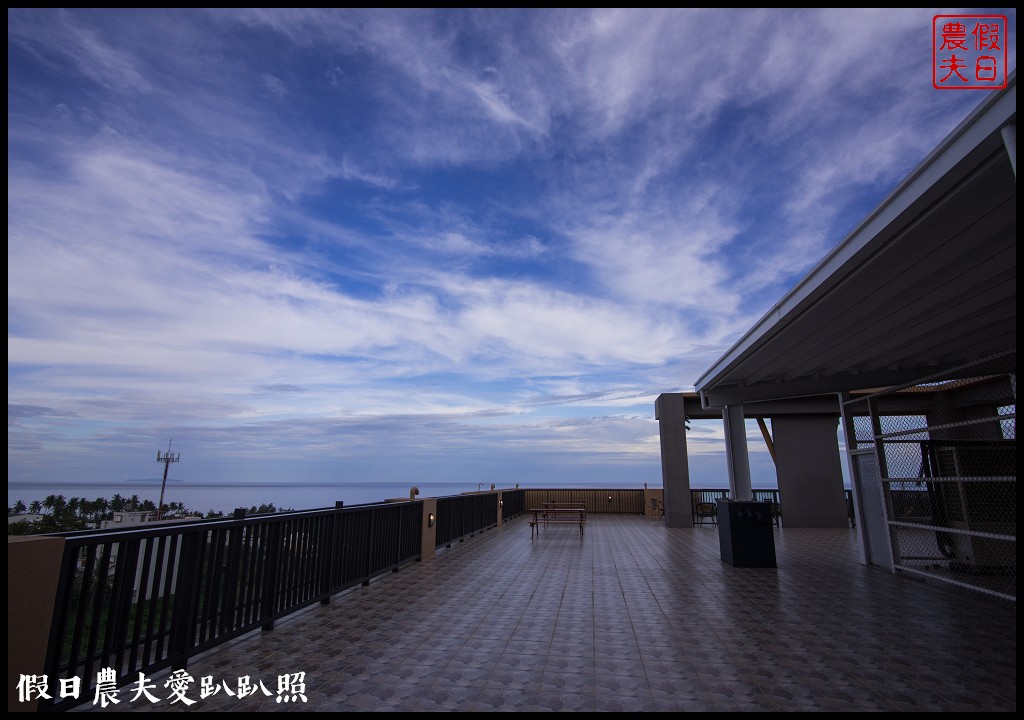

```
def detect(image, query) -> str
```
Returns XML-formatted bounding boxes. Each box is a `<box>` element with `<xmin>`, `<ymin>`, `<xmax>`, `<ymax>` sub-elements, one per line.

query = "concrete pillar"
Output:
<box><xmin>772</xmin><ymin>415</ymin><xmax>848</xmax><ymax>527</ymax></box>
<box><xmin>655</xmin><ymin>393</ymin><xmax>693</xmax><ymax>527</ymax></box>
<box><xmin>420</xmin><ymin>498</ymin><xmax>437</xmax><ymax>561</ymax></box>
<box><xmin>9</xmin><ymin>536</ymin><xmax>65</xmax><ymax>712</ymax></box>
<box><xmin>723</xmin><ymin>404</ymin><xmax>753</xmax><ymax>500</ymax></box>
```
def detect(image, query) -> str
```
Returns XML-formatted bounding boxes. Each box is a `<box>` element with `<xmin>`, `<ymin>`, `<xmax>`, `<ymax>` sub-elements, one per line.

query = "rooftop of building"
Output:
<box><xmin>96</xmin><ymin>513</ymin><xmax>1015</xmax><ymax>713</ymax></box>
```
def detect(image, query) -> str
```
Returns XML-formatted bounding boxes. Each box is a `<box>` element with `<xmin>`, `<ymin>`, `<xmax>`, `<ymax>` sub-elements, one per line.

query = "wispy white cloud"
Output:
<box><xmin>261</xmin><ymin>73</ymin><xmax>289</xmax><ymax>101</ymax></box>
<box><xmin>7</xmin><ymin>8</ymin><xmax>1016</xmax><ymax>504</ymax></box>
<box><xmin>8</xmin><ymin>10</ymin><xmax>154</xmax><ymax>94</ymax></box>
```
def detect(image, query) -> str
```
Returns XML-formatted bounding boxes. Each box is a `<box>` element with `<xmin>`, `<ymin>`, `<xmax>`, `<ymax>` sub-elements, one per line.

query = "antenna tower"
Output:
<box><xmin>156</xmin><ymin>440</ymin><xmax>180</xmax><ymax>521</ymax></box>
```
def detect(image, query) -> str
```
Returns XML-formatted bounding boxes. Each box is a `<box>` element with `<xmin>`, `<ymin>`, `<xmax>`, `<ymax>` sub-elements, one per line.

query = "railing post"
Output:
<box><xmin>260</xmin><ymin>521</ymin><xmax>282</xmax><ymax>631</ymax></box>
<box><xmin>363</xmin><ymin>508</ymin><xmax>376</xmax><ymax>586</ymax></box>
<box><xmin>168</xmin><ymin>531</ymin><xmax>205</xmax><ymax>669</ymax></box>
<box><xmin>320</xmin><ymin>506</ymin><xmax>342</xmax><ymax>604</ymax></box>
<box><xmin>107</xmin><ymin>538</ymin><xmax>141</xmax><ymax>672</ymax></box>
<box><xmin>392</xmin><ymin>505</ymin><xmax>403</xmax><ymax>572</ymax></box>
<box><xmin>222</xmin><ymin>524</ymin><xmax>244</xmax><ymax>633</ymax></box>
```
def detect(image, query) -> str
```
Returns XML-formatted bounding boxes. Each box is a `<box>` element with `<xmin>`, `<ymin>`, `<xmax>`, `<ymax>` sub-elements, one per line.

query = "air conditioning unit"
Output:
<box><xmin>947</xmin><ymin>521</ymin><xmax>1015</xmax><ymax>575</ymax></box>
<box><xmin>922</xmin><ymin>440</ymin><xmax>1015</xmax><ymax>575</ymax></box>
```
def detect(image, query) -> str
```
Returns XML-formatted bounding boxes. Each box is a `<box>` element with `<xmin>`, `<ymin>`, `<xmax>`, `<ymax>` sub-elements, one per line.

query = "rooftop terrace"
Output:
<box><xmin>98</xmin><ymin>514</ymin><xmax>1015</xmax><ymax>712</ymax></box>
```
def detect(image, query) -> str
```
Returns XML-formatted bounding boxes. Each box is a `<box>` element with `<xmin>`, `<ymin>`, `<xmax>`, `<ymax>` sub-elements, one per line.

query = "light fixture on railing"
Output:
<box><xmin>608</xmin><ymin>495</ymin><xmax>613</xmax><ymax>503</ymax></box>
<box><xmin>499</xmin><ymin>499</ymin><xmax>503</xmax><ymax>508</ymax></box>
<box><xmin>428</xmin><ymin>513</ymin><xmax>436</xmax><ymax>528</ymax></box>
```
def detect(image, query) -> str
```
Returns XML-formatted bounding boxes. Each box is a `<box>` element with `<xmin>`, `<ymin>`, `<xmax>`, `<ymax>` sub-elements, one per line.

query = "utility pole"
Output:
<box><xmin>156</xmin><ymin>440</ymin><xmax>180</xmax><ymax>521</ymax></box>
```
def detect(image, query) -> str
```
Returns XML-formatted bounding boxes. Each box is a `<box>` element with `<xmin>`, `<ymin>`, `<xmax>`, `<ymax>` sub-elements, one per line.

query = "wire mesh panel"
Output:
<box><xmin>843</xmin><ymin>350</ymin><xmax>1016</xmax><ymax>601</ymax></box>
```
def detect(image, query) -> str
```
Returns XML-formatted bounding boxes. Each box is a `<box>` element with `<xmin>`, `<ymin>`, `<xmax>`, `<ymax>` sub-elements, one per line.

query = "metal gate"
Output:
<box><xmin>841</xmin><ymin>350</ymin><xmax>1015</xmax><ymax>602</ymax></box>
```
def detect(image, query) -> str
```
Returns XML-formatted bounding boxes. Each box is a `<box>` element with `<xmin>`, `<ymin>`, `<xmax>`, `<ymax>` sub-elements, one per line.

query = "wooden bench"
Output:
<box><xmin>529</xmin><ymin>507</ymin><xmax>586</xmax><ymax>538</ymax></box>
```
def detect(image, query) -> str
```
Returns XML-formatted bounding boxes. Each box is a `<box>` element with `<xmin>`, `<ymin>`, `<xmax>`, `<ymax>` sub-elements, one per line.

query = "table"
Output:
<box><xmin>528</xmin><ymin>507</ymin><xmax>586</xmax><ymax>538</ymax></box>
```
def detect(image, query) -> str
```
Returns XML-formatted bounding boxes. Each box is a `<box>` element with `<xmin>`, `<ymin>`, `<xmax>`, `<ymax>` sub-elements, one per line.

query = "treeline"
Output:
<box><xmin>8</xmin><ymin>494</ymin><xmax>291</xmax><ymax>534</ymax></box>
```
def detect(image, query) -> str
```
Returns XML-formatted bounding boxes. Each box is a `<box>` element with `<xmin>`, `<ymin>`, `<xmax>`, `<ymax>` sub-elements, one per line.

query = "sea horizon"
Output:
<box><xmin>8</xmin><ymin>477</ymin><xmax>846</xmax><ymax>517</ymax></box>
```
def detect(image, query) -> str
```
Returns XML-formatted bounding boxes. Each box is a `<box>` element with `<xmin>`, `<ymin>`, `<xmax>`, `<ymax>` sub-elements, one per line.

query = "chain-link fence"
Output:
<box><xmin>844</xmin><ymin>350</ymin><xmax>1015</xmax><ymax>601</ymax></box>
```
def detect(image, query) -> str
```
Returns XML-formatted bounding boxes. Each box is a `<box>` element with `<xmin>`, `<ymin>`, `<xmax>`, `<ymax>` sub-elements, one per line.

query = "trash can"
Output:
<box><xmin>717</xmin><ymin>499</ymin><xmax>777</xmax><ymax>568</ymax></box>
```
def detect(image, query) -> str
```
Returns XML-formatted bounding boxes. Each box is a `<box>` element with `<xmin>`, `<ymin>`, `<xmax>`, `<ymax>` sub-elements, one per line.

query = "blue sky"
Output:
<box><xmin>8</xmin><ymin>9</ymin><xmax>1017</xmax><ymax>511</ymax></box>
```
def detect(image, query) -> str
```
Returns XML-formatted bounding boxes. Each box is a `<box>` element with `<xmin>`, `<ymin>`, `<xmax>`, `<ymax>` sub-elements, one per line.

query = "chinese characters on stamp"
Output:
<box><xmin>933</xmin><ymin>15</ymin><xmax>1008</xmax><ymax>89</ymax></box>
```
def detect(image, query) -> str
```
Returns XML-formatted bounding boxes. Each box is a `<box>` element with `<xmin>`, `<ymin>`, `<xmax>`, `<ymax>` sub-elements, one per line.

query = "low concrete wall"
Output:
<box><xmin>8</xmin><ymin>535</ymin><xmax>65</xmax><ymax>712</ymax></box>
<box><xmin>642</xmin><ymin>488</ymin><xmax>664</xmax><ymax>518</ymax></box>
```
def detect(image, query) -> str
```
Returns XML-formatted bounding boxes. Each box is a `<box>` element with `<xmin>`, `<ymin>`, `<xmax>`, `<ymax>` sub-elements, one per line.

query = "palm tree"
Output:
<box><xmin>110</xmin><ymin>493</ymin><xmax>127</xmax><ymax>513</ymax></box>
<box><xmin>78</xmin><ymin>499</ymin><xmax>94</xmax><ymax>521</ymax></box>
<box><xmin>93</xmin><ymin>497</ymin><xmax>110</xmax><ymax>523</ymax></box>
<box><xmin>12</xmin><ymin>500</ymin><xmax>27</xmax><ymax>514</ymax></box>
<box><xmin>28</xmin><ymin>500</ymin><xmax>42</xmax><ymax>514</ymax></box>
<box><xmin>43</xmin><ymin>494</ymin><xmax>66</xmax><ymax>513</ymax></box>
<box><xmin>128</xmin><ymin>495</ymin><xmax>141</xmax><ymax>512</ymax></box>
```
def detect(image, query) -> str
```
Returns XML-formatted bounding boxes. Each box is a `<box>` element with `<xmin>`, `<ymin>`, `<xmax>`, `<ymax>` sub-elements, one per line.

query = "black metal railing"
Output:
<box><xmin>27</xmin><ymin>482</ymin><xmax>868</xmax><ymax>712</ymax></box>
<box><xmin>435</xmin><ymin>493</ymin><xmax>499</xmax><ymax>548</ymax></box>
<box><xmin>501</xmin><ymin>489</ymin><xmax>526</xmax><ymax>521</ymax></box>
<box><xmin>690</xmin><ymin>489</ymin><xmax>857</xmax><ymax>527</ymax></box>
<box><xmin>42</xmin><ymin>502</ymin><xmax>422</xmax><ymax>711</ymax></box>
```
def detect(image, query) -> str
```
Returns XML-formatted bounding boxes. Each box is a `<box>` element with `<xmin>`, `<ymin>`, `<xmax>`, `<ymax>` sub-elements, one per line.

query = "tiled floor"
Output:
<box><xmin>99</xmin><ymin>515</ymin><xmax>1016</xmax><ymax>712</ymax></box>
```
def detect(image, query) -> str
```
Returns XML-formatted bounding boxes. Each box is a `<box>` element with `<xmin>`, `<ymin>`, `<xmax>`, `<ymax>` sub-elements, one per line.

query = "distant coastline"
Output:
<box><xmin>9</xmin><ymin>478</ymin><xmax>846</xmax><ymax>518</ymax></box>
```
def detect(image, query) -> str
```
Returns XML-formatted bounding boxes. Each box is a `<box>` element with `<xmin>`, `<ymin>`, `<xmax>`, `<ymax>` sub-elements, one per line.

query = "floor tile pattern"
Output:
<box><xmin>93</xmin><ymin>515</ymin><xmax>1016</xmax><ymax>712</ymax></box>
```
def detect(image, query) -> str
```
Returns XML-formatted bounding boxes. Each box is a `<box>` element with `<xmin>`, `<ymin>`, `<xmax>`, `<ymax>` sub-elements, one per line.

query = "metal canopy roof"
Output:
<box><xmin>695</xmin><ymin>75</ymin><xmax>1016</xmax><ymax>408</ymax></box>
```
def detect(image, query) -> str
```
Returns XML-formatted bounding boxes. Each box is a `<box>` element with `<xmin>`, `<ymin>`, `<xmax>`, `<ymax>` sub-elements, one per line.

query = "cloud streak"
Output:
<box><xmin>7</xmin><ymin>8</ymin><xmax>1015</xmax><ymax>507</ymax></box>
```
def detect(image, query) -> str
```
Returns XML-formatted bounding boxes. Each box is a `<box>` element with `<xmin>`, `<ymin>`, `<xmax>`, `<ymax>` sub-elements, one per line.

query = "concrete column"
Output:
<box><xmin>9</xmin><ymin>536</ymin><xmax>65</xmax><ymax>712</ymax></box>
<box><xmin>420</xmin><ymin>498</ymin><xmax>437</xmax><ymax>561</ymax></box>
<box><xmin>772</xmin><ymin>415</ymin><xmax>848</xmax><ymax>527</ymax></box>
<box><xmin>723</xmin><ymin>404</ymin><xmax>753</xmax><ymax>500</ymax></box>
<box><xmin>655</xmin><ymin>393</ymin><xmax>693</xmax><ymax>527</ymax></box>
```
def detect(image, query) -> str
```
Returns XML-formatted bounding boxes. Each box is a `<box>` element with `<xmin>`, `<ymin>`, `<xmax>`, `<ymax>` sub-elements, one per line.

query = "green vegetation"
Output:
<box><xmin>7</xmin><ymin>494</ymin><xmax>293</xmax><ymax>534</ymax></box>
